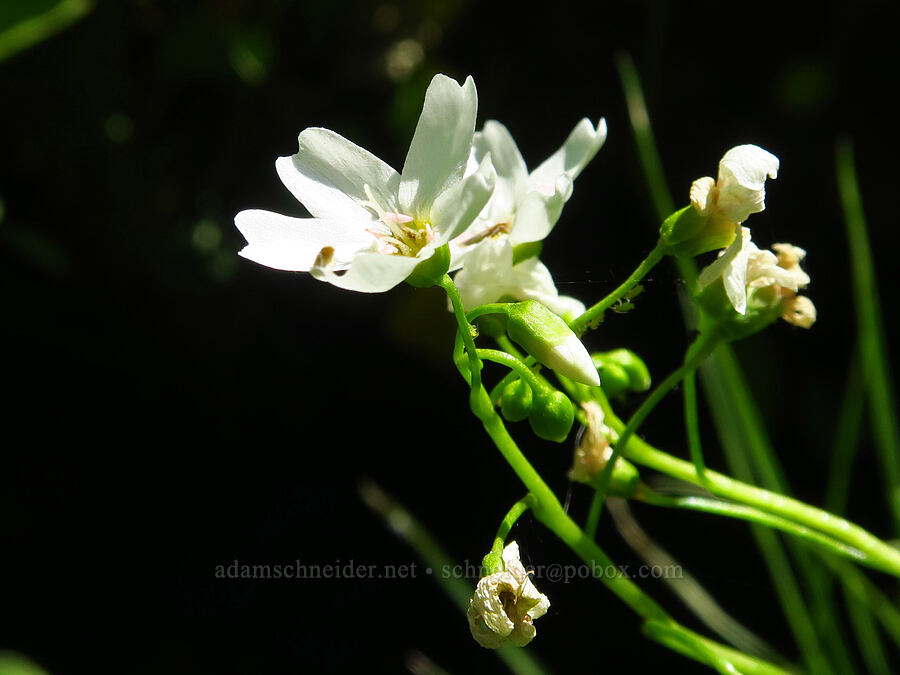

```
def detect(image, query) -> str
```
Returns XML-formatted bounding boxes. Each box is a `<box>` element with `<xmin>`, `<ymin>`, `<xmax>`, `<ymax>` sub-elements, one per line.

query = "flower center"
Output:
<box><xmin>362</xmin><ymin>184</ymin><xmax>436</xmax><ymax>257</ymax></box>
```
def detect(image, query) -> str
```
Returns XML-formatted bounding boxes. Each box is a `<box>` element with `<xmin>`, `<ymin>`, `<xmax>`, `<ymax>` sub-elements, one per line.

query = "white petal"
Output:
<box><xmin>312</xmin><ymin>251</ymin><xmax>422</xmax><ymax>293</ymax></box>
<box><xmin>474</xmin><ymin>120</ymin><xmax>528</xmax><ymax>186</ymax></box>
<box><xmin>513</xmin><ymin>258</ymin><xmax>586</xmax><ymax>321</ymax></box>
<box><xmin>453</xmin><ymin>236</ymin><xmax>517</xmax><ymax>310</ymax></box>
<box><xmin>715</xmin><ymin>145</ymin><xmax>779</xmax><ymax>223</ymax></box>
<box><xmin>430</xmin><ymin>154</ymin><xmax>497</xmax><ymax>243</ymax></box>
<box><xmin>545</xmin><ymin>334</ymin><xmax>602</xmax><ymax>386</ymax></box>
<box><xmin>690</xmin><ymin>176</ymin><xmax>716</xmax><ymax>215</ymax></box>
<box><xmin>235</xmin><ymin>209</ymin><xmax>375</xmax><ymax>272</ymax></box>
<box><xmin>276</xmin><ymin>128</ymin><xmax>401</xmax><ymax>221</ymax></box>
<box><xmin>698</xmin><ymin>226</ymin><xmax>752</xmax><ymax>314</ymax></box>
<box><xmin>528</xmin><ymin>118</ymin><xmax>607</xmax><ymax>190</ymax></box>
<box><xmin>508</xmin><ymin>176</ymin><xmax>571</xmax><ymax>245</ymax></box>
<box><xmin>400</xmin><ymin>74</ymin><xmax>478</xmax><ymax>217</ymax></box>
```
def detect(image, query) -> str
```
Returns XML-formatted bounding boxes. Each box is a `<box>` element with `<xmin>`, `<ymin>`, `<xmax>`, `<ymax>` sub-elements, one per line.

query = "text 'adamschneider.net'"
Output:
<box><xmin>214</xmin><ymin>560</ymin><xmax>683</xmax><ymax>583</ymax></box>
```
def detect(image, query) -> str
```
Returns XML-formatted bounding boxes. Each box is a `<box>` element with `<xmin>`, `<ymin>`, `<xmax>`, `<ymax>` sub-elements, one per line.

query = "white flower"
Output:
<box><xmin>450</xmin><ymin>118</ymin><xmax>607</xmax><ymax>318</ymax></box>
<box><xmin>569</xmin><ymin>401</ymin><xmax>613</xmax><ymax>484</ymax></box>
<box><xmin>467</xmin><ymin>541</ymin><xmax>550</xmax><ymax>649</ymax></box>
<box><xmin>698</xmin><ymin>227</ymin><xmax>816</xmax><ymax>327</ymax></box>
<box><xmin>690</xmin><ymin>144</ymin><xmax>780</xmax><ymax>225</ymax></box>
<box><xmin>234</xmin><ymin>74</ymin><xmax>496</xmax><ymax>293</ymax></box>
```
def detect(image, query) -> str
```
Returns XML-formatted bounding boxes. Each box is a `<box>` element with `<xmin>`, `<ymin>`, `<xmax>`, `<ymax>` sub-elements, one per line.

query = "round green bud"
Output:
<box><xmin>528</xmin><ymin>389</ymin><xmax>575</xmax><ymax>443</ymax></box>
<box><xmin>500</xmin><ymin>378</ymin><xmax>533</xmax><ymax>422</ymax></box>
<box><xmin>603</xmin><ymin>459</ymin><xmax>641</xmax><ymax>499</ymax></box>
<box><xmin>592</xmin><ymin>349</ymin><xmax>652</xmax><ymax>395</ymax></box>
<box><xmin>405</xmin><ymin>243</ymin><xmax>451</xmax><ymax>288</ymax></box>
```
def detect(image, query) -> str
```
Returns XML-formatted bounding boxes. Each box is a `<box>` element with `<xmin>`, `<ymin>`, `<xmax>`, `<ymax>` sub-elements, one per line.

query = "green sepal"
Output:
<box><xmin>405</xmin><ymin>243</ymin><xmax>451</xmax><ymax>288</ymax></box>
<box><xmin>481</xmin><ymin>550</ymin><xmax>504</xmax><ymax>577</ymax></box>
<box><xmin>500</xmin><ymin>378</ymin><xmax>533</xmax><ymax>422</ymax></box>
<box><xmin>512</xmin><ymin>240</ymin><xmax>543</xmax><ymax>266</ymax></box>
<box><xmin>660</xmin><ymin>205</ymin><xmax>736</xmax><ymax>257</ymax></box>
<box><xmin>528</xmin><ymin>389</ymin><xmax>575</xmax><ymax>443</ymax></box>
<box><xmin>694</xmin><ymin>284</ymin><xmax>783</xmax><ymax>343</ymax></box>
<box><xmin>475</xmin><ymin>313</ymin><xmax>509</xmax><ymax>340</ymax></box>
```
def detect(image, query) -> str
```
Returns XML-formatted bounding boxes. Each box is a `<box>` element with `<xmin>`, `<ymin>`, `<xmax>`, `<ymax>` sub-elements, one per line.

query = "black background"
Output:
<box><xmin>3</xmin><ymin>0</ymin><xmax>899</xmax><ymax>672</ymax></box>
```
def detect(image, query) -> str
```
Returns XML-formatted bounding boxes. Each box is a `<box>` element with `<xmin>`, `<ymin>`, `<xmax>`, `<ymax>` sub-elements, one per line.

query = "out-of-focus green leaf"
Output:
<box><xmin>0</xmin><ymin>651</ymin><xmax>51</xmax><ymax>675</ymax></box>
<box><xmin>0</xmin><ymin>0</ymin><xmax>92</xmax><ymax>64</ymax></box>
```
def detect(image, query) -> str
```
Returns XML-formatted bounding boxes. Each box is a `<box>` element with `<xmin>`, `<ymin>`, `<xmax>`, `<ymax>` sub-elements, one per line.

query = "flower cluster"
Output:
<box><xmin>235</xmin><ymin>74</ymin><xmax>602</xmax><ymax>315</ymax></box>
<box><xmin>686</xmin><ymin>145</ymin><xmax>816</xmax><ymax>330</ymax></box>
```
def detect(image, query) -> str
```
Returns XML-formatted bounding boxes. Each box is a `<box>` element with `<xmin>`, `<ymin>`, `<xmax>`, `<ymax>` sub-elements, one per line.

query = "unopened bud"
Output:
<box><xmin>506</xmin><ymin>300</ymin><xmax>600</xmax><ymax>386</ymax></box>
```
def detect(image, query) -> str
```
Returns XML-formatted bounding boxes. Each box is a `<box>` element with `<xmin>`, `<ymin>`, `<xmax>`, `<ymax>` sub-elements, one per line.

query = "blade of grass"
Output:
<box><xmin>0</xmin><ymin>0</ymin><xmax>93</xmax><ymax>64</ymax></box>
<box><xmin>825</xmin><ymin>353</ymin><xmax>866</xmax><ymax>515</ymax></box>
<box><xmin>835</xmin><ymin>139</ymin><xmax>900</xmax><ymax>534</ymax></box>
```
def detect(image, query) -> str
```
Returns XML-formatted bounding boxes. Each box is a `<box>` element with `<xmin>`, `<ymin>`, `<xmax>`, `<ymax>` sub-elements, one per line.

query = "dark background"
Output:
<box><xmin>3</xmin><ymin>0</ymin><xmax>899</xmax><ymax>672</ymax></box>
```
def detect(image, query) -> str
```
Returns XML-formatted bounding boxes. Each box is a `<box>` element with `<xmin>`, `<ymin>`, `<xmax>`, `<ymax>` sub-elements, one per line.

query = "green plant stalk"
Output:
<box><xmin>358</xmin><ymin>480</ymin><xmax>550</xmax><ymax>675</ymax></box>
<box><xmin>825</xmin><ymin>354</ymin><xmax>866</xmax><ymax>515</ymax></box>
<box><xmin>636</xmin><ymin>491</ymin><xmax>877</xmax><ymax>569</ymax></box>
<box><xmin>836</xmin><ymin>139</ymin><xmax>900</xmax><ymax>534</ymax></box>
<box><xmin>570</xmin><ymin>240</ymin><xmax>668</xmax><ymax>336</ymax></box>
<box><xmin>491</xmin><ymin>497</ymin><xmax>534</xmax><ymax>556</ymax></box>
<box><xmin>585</xmin><ymin>332</ymin><xmax>719</xmax><ymax>537</ymax></box>
<box><xmin>0</xmin><ymin>0</ymin><xmax>93</xmax><ymax>63</ymax></box>
<box><xmin>604</xmin><ymin>407</ymin><xmax>900</xmax><ymax>576</ymax></box>
<box><xmin>841</xmin><ymin>570</ymin><xmax>891</xmax><ymax>675</ymax></box>
<box><xmin>683</xmin><ymin>371</ymin><xmax>712</xmax><ymax>489</ymax></box>
<box><xmin>441</xmin><ymin>276</ymin><xmax>791</xmax><ymax>674</ymax></box>
<box><xmin>477</xmin><ymin>349</ymin><xmax>547</xmax><ymax>395</ymax></box>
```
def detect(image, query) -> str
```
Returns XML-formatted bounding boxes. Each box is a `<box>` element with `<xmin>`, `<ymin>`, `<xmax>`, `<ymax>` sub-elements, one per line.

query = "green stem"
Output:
<box><xmin>585</xmin><ymin>332</ymin><xmax>718</xmax><ymax>537</ymax></box>
<box><xmin>489</xmin><ymin>496</ymin><xmax>534</xmax><ymax>560</ymax></box>
<box><xmin>609</xmin><ymin>415</ymin><xmax>900</xmax><ymax>577</ymax></box>
<box><xmin>439</xmin><ymin>277</ymin><xmax>791</xmax><ymax>674</ymax></box>
<box><xmin>637</xmin><ymin>490</ymin><xmax>875</xmax><ymax>568</ymax></box>
<box><xmin>478</xmin><ymin>349</ymin><xmax>546</xmax><ymax>395</ymax></box>
<box><xmin>836</xmin><ymin>139</ymin><xmax>900</xmax><ymax>534</ymax></box>
<box><xmin>684</xmin><ymin>371</ymin><xmax>712</xmax><ymax>489</ymax></box>
<box><xmin>570</xmin><ymin>240</ymin><xmax>668</xmax><ymax>336</ymax></box>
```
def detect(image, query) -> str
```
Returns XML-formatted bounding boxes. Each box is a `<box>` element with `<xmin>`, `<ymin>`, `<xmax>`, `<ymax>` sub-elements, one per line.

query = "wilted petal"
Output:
<box><xmin>276</xmin><ymin>128</ymin><xmax>401</xmax><ymax>221</ymax></box>
<box><xmin>235</xmin><ymin>209</ymin><xmax>376</xmax><ymax>272</ymax></box>
<box><xmin>698</xmin><ymin>226</ymin><xmax>753</xmax><ymax>314</ymax></box>
<box><xmin>400</xmin><ymin>74</ymin><xmax>478</xmax><ymax>217</ymax></box>
<box><xmin>715</xmin><ymin>145</ymin><xmax>779</xmax><ymax>223</ymax></box>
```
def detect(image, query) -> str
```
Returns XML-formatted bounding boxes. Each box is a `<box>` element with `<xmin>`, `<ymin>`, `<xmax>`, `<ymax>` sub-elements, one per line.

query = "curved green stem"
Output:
<box><xmin>586</xmin><ymin>332</ymin><xmax>719</xmax><ymax>536</ymax></box>
<box><xmin>438</xmin><ymin>276</ymin><xmax>791</xmax><ymax>674</ymax></box>
<box><xmin>570</xmin><ymin>239</ymin><xmax>668</xmax><ymax>336</ymax></box>
<box><xmin>478</xmin><ymin>349</ymin><xmax>546</xmax><ymax>394</ymax></box>
<box><xmin>489</xmin><ymin>496</ymin><xmax>534</xmax><ymax>559</ymax></box>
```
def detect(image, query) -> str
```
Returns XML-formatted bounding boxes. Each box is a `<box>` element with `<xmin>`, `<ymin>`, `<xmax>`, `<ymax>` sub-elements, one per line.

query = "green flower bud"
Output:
<box><xmin>592</xmin><ymin>349</ymin><xmax>651</xmax><ymax>395</ymax></box>
<box><xmin>405</xmin><ymin>243</ymin><xmax>451</xmax><ymax>288</ymax></box>
<box><xmin>659</xmin><ymin>205</ymin><xmax>736</xmax><ymax>258</ymax></box>
<box><xmin>500</xmin><ymin>378</ymin><xmax>533</xmax><ymax>422</ymax></box>
<box><xmin>505</xmin><ymin>300</ymin><xmax>600</xmax><ymax>386</ymax></box>
<box><xmin>528</xmin><ymin>389</ymin><xmax>575</xmax><ymax>443</ymax></box>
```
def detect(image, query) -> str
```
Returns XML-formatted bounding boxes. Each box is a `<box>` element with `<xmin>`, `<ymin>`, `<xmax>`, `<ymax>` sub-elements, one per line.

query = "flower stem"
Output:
<box><xmin>603</xmin><ymin>406</ymin><xmax>900</xmax><ymax>577</ymax></box>
<box><xmin>570</xmin><ymin>239</ymin><xmax>668</xmax><ymax>336</ymax></box>
<box><xmin>490</xmin><ymin>496</ymin><xmax>534</xmax><ymax>559</ymax></box>
<box><xmin>585</xmin><ymin>332</ymin><xmax>719</xmax><ymax>537</ymax></box>
<box><xmin>439</xmin><ymin>275</ymin><xmax>791</xmax><ymax>674</ymax></box>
